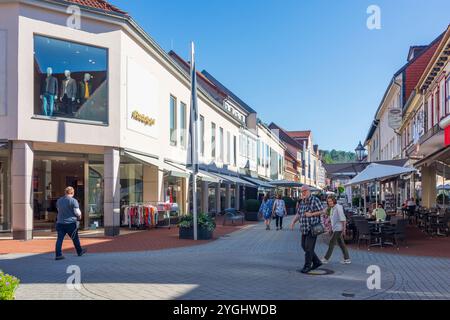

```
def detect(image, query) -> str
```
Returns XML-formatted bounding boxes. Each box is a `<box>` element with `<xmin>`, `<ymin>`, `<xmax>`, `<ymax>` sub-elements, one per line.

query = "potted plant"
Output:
<box><xmin>178</xmin><ymin>213</ymin><xmax>216</xmax><ymax>240</ymax></box>
<box><xmin>244</xmin><ymin>199</ymin><xmax>261</xmax><ymax>221</ymax></box>
<box><xmin>0</xmin><ymin>270</ymin><xmax>20</xmax><ymax>300</ymax></box>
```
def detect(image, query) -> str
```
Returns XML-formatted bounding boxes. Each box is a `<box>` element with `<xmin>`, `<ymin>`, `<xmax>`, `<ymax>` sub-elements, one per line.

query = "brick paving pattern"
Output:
<box><xmin>0</xmin><ymin>217</ymin><xmax>449</xmax><ymax>300</ymax></box>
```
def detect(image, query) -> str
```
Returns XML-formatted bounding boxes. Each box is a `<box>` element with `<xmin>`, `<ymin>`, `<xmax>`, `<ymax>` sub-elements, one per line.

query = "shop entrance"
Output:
<box><xmin>33</xmin><ymin>157</ymin><xmax>86</xmax><ymax>232</ymax></box>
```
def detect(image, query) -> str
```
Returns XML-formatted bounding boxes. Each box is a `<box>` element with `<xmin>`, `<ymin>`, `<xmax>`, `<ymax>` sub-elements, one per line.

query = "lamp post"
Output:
<box><xmin>355</xmin><ymin>141</ymin><xmax>366</xmax><ymax>162</ymax></box>
<box><xmin>355</xmin><ymin>141</ymin><xmax>366</xmax><ymax>213</ymax></box>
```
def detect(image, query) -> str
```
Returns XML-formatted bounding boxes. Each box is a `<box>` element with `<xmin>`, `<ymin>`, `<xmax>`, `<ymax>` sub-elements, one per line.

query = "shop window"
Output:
<box><xmin>180</xmin><ymin>102</ymin><xmax>187</xmax><ymax>149</ymax></box>
<box><xmin>170</xmin><ymin>96</ymin><xmax>177</xmax><ymax>146</ymax></box>
<box><xmin>200</xmin><ymin>115</ymin><xmax>205</xmax><ymax>156</ymax></box>
<box><xmin>33</xmin><ymin>35</ymin><xmax>108</xmax><ymax>123</ymax></box>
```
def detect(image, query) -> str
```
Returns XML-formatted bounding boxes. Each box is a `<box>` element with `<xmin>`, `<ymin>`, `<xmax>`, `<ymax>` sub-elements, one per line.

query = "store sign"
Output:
<box><xmin>388</xmin><ymin>108</ymin><xmax>402</xmax><ymax>130</ymax></box>
<box><xmin>439</xmin><ymin>115</ymin><xmax>450</xmax><ymax>147</ymax></box>
<box><xmin>131</xmin><ymin>111</ymin><xmax>155</xmax><ymax>127</ymax></box>
<box><xmin>127</xmin><ymin>57</ymin><xmax>159</xmax><ymax>138</ymax></box>
<box><xmin>0</xmin><ymin>30</ymin><xmax>6</xmax><ymax>116</ymax></box>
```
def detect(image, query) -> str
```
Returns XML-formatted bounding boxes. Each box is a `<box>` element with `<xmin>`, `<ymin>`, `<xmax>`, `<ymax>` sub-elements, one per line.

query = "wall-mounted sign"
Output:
<box><xmin>127</xmin><ymin>57</ymin><xmax>159</xmax><ymax>138</ymax></box>
<box><xmin>131</xmin><ymin>111</ymin><xmax>155</xmax><ymax>127</ymax></box>
<box><xmin>388</xmin><ymin>108</ymin><xmax>402</xmax><ymax>130</ymax></box>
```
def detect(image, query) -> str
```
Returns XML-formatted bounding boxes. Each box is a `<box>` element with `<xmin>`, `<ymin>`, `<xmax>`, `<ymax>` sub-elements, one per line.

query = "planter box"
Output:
<box><xmin>179</xmin><ymin>227</ymin><xmax>213</xmax><ymax>240</ymax></box>
<box><xmin>245</xmin><ymin>211</ymin><xmax>259</xmax><ymax>221</ymax></box>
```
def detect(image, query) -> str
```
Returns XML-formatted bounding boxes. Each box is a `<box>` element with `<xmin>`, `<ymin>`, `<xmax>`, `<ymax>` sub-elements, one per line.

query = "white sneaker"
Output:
<box><xmin>320</xmin><ymin>258</ymin><xmax>329</xmax><ymax>264</ymax></box>
<box><xmin>341</xmin><ymin>259</ymin><xmax>351</xmax><ymax>265</ymax></box>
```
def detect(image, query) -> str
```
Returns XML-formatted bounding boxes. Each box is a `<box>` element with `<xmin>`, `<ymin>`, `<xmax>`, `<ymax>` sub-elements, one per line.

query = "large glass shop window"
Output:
<box><xmin>33</xmin><ymin>35</ymin><xmax>108</xmax><ymax>123</ymax></box>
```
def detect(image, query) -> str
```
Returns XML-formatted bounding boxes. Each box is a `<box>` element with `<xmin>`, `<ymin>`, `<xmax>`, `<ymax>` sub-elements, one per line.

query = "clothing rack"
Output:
<box><xmin>121</xmin><ymin>201</ymin><xmax>179</xmax><ymax>230</ymax></box>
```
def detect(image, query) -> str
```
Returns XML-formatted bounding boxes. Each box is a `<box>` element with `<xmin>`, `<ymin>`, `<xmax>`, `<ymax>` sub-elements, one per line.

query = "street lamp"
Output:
<box><xmin>355</xmin><ymin>141</ymin><xmax>366</xmax><ymax>162</ymax></box>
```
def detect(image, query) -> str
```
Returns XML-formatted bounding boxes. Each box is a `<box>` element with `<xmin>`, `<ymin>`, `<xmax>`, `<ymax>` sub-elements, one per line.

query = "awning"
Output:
<box><xmin>208</xmin><ymin>172</ymin><xmax>256</xmax><ymax>187</ymax></box>
<box><xmin>197</xmin><ymin>170</ymin><xmax>221</xmax><ymax>183</ymax></box>
<box><xmin>270</xmin><ymin>180</ymin><xmax>305</xmax><ymax>188</ymax></box>
<box><xmin>124</xmin><ymin>151</ymin><xmax>190</xmax><ymax>178</ymax></box>
<box><xmin>346</xmin><ymin>163</ymin><xmax>416</xmax><ymax>186</ymax></box>
<box><xmin>241</xmin><ymin>176</ymin><xmax>275</xmax><ymax>189</ymax></box>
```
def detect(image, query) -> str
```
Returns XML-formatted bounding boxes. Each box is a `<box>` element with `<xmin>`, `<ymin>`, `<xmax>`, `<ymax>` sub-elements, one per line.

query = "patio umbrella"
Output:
<box><xmin>345</xmin><ymin>163</ymin><xmax>416</xmax><ymax>207</ymax></box>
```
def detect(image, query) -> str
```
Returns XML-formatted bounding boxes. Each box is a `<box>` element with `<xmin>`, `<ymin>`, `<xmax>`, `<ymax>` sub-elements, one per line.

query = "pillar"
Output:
<box><xmin>11</xmin><ymin>141</ymin><xmax>34</xmax><ymax>240</ymax></box>
<box><xmin>143</xmin><ymin>165</ymin><xmax>159</xmax><ymax>203</ymax></box>
<box><xmin>225</xmin><ymin>184</ymin><xmax>231</xmax><ymax>209</ymax></box>
<box><xmin>201</xmin><ymin>181</ymin><xmax>209</xmax><ymax>214</ymax></box>
<box><xmin>158</xmin><ymin>170</ymin><xmax>164</xmax><ymax>202</ymax></box>
<box><xmin>421</xmin><ymin>165</ymin><xmax>437</xmax><ymax>208</ymax></box>
<box><xmin>104</xmin><ymin>148</ymin><xmax>120</xmax><ymax>236</ymax></box>
<box><xmin>215</xmin><ymin>183</ymin><xmax>221</xmax><ymax>214</ymax></box>
<box><xmin>235</xmin><ymin>184</ymin><xmax>240</xmax><ymax>210</ymax></box>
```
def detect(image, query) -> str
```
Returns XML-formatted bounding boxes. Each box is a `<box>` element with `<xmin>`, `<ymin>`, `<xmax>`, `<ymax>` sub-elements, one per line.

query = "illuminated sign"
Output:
<box><xmin>131</xmin><ymin>111</ymin><xmax>156</xmax><ymax>127</ymax></box>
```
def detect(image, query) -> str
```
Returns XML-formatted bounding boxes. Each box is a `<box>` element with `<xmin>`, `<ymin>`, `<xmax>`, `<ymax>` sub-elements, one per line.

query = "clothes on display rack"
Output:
<box><xmin>123</xmin><ymin>204</ymin><xmax>159</xmax><ymax>229</ymax></box>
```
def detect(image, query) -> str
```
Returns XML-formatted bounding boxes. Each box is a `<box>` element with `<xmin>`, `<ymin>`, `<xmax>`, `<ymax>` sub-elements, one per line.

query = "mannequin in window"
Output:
<box><xmin>77</xmin><ymin>73</ymin><xmax>93</xmax><ymax>104</ymax></box>
<box><xmin>60</xmin><ymin>70</ymin><xmax>77</xmax><ymax>116</ymax></box>
<box><xmin>39</xmin><ymin>67</ymin><xmax>58</xmax><ymax>117</ymax></box>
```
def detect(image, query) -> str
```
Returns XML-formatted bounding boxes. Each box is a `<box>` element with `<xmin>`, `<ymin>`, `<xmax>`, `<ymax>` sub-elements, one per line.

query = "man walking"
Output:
<box><xmin>55</xmin><ymin>187</ymin><xmax>87</xmax><ymax>260</ymax></box>
<box><xmin>290</xmin><ymin>185</ymin><xmax>324</xmax><ymax>274</ymax></box>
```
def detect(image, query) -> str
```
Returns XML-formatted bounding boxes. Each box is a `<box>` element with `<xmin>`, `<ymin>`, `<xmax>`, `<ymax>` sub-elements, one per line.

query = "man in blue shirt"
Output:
<box><xmin>290</xmin><ymin>185</ymin><xmax>324</xmax><ymax>273</ymax></box>
<box><xmin>55</xmin><ymin>187</ymin><xmax>87</xmax><ymax>260</ymax></box>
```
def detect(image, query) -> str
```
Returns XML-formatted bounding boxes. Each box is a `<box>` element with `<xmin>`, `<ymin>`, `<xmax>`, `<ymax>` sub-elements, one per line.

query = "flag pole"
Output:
<box><xmin>190</xmin><ymin>41</ymin><xmax>198</xmax><ymax>241</ymax></box>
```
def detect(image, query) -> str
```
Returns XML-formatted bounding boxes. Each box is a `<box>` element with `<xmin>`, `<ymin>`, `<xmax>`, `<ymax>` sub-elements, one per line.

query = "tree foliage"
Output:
<box><xmin>320</xmin><ymin>150</ymin><xmax>356</xmax><ymax>164</ymax></box>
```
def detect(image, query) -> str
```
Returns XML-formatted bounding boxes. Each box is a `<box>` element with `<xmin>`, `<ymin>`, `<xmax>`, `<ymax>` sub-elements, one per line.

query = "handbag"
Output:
<box><xmin>310</xmin><ymin>222</ymin><xmax>325</xmax><ymax>236</ymax></box>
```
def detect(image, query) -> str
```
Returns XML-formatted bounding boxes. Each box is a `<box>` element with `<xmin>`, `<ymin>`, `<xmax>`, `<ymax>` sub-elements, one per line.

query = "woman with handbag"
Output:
<box><xmin>259</xmin><ymin>193</ymin><xmax>274</xmax><ymax>230</ymax></box>
<box><xmin>321</xmin><ymin>196</ymin><xmax>351</xmax><ymax>265</ymax></box>
<box><xmin>272</xmin><ymin>194</ymin><xmax>288</xmax><ymax>231</ymax></box>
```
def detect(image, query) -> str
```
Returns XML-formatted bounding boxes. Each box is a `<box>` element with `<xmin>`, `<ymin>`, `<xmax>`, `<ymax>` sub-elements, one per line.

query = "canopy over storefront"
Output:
<box><xmin>123</xmin><ymin>150</ymin><xmax>190</xmax><ymax>178</ymax></box>
<box><xmin>346</xmin><ymin>163</ymin><xmax>416</xmax><ymax>186</ymax></box>
<box><xmin>241</xmin><ymin>176</ymin><xmax>275</xmax><ymax>189</ymax></box>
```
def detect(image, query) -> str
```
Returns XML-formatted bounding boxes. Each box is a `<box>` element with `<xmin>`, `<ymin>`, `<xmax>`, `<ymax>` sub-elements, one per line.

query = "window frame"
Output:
<box><xmin>169</xmin><ymin>95</ymin><xmax>177</xmax><ymax>146</ymax></box>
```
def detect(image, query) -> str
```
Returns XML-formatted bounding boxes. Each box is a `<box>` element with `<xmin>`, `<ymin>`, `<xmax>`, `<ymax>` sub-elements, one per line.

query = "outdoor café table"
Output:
<box><xmin>369</xmin><ymin>221</ymin><xmax>392</xmax><ymax>247</ymax></box>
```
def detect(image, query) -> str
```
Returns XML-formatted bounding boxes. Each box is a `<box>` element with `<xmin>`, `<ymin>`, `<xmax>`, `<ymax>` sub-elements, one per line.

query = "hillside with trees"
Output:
<box><xmin>320</xmin><ymin>150</ymin><xmax>356</xmax><ymax>164</ymax></box>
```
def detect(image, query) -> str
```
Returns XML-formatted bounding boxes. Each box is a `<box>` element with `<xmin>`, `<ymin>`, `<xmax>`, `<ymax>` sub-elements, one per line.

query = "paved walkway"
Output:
<box><xmin>1</xmin><ymin>217</ymin><xmax>449</xmax><ymax>300</ymax></box>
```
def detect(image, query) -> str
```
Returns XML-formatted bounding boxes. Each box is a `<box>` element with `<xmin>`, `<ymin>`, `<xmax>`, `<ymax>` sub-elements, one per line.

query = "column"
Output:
<box><xmin>235</xmin><ymin>184</ymin><xmax>240</xmax><ymax>210</ymax></box>
<box><xmin>201</xmin><ymin>181</ymin><xmax>209</xmax><ymax>214</ymax></box>
<box><xmin>143</xmin><ymin>165</ymin><xmax>159</xmax><ymax>203</ymax></box>
<box><xmin>104</xmin><ymin>148</ymin><xmax>120</xmax><ymax>236</ymax></box>
<box><xmin>12</xmin><ymin>141</ymin><xmax>34</xmax><ymax>240</ymax></box>
<box><xmin>158</xmin><ymin>170</ymin><xmax>164</xmax><ymax>202</ymax></box>
<box><xmin>215</xmin><ymin>183</ymin><xmax>221</xmax><ymax>214</ymax></box>
<box><xmin>225</xmin><ymin>184</ymin><xmax>231</xmax><ymax>209</ymax></box>
<box><xmin>421</xmin><ymin>165</ymin><xmax>437</xmax><ymax>208</ymax></box>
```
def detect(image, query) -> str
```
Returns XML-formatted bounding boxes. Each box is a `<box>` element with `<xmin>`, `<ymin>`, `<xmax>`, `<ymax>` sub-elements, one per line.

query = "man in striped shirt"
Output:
<box><xmin>290</xmin><ymin>185</ymin><xmax>324</xmax><ymax>273</ymax></box>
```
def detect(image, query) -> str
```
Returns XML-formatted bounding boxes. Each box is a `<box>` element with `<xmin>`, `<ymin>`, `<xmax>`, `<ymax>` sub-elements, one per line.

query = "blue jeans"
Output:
<box><xmin>55</xmin><ymin>223</ymin><xmax>83</xmax><ymax>257</ymax></box>
<box><xmin>42</xmin><ymin>93</ymin><xmax>55</xmax><ymax>117</ymax></box>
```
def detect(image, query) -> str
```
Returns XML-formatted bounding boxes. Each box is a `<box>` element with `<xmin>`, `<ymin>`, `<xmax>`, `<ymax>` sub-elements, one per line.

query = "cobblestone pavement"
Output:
<box><xmin>1</xmin><ymin>217</ymin><xmax>449</xmax><ymax>300</ymax></box>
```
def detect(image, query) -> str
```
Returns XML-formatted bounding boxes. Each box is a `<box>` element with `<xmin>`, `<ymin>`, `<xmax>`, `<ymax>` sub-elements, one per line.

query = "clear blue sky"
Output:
<box><xmin>110</xmin><ymin>0</ymin><xmax>450</xmax><ymax>152</ymax></box>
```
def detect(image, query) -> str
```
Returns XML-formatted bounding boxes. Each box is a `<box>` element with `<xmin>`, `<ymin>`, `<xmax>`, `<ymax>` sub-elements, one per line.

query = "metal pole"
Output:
<box><xmin>193</xmin><ymin>173</ymin><xmax>198</xmax><ymax>240</ymax></box>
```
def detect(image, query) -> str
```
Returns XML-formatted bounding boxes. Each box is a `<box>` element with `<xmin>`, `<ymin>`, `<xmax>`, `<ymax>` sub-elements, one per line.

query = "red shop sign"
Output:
<box><xmin>445</xmin><ymin>126</ymin><xmax>450</xmax><ymax>146</ymax></box>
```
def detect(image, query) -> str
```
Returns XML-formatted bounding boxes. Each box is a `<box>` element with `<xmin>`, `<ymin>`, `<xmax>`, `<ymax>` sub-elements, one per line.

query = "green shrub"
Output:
<box><xmin>282</xmin><ymin>197</ymin><xmax>296</xmax><ymax>209</ymax></box>
<box><xmin>244</xmin><ymin>199</ymin><xmax>261</xmax><ymax>212</ymax></box>
<box><xmin>436</xmin><ymin>194</ymin><xmax>450</xmax><ymax>205</ymax></box>
<box><xmin>352</xmin><ymin>197</ymin><xmax>362</xmax><ymax>207</ymax></box>
<box><xmin>0</xmin><ymin>271</ymin><xmax>20</xmax><ymax>300</ymax></box>
<box><xmin>178</xmin><ymin>213</ymin><xmax>216</xmax><ymax>232</ymax></box>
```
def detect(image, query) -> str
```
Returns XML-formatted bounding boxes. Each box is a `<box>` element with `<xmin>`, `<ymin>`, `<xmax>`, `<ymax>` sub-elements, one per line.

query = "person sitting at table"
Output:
<box><xmin>372</xmin><ymin>203</ymin><xmax>387</xmax><ymax>221</ymax></box>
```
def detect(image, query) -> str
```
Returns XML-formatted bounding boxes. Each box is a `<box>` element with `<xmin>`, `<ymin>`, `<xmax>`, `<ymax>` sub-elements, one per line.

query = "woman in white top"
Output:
<box><xmin>272</xmin><ymin>194</ymin><xmax>287</xmax><ymax>231</ymax></box>
<box><xmin>321</xmin><ymin>196</ymin><xmax>351</xmax><ymax>264</ymax></box>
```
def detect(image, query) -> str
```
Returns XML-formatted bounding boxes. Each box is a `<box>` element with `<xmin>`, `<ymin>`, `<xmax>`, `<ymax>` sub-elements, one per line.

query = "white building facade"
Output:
<box><xmin>0</xmin><ymin>0</ymin><xmax>284</xmax><ymax>238</ymax></box>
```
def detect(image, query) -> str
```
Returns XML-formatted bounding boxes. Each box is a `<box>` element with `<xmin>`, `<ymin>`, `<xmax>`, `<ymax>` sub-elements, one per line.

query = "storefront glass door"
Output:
<box><xmin>33</xmin><ymin>157</ymin><xmax>85</xmax><ymax>231</ymax></box>
<box><xmin>88</xmin><ymin>163</ymin><xmax>104</xmax><ymax>228</ymax></box>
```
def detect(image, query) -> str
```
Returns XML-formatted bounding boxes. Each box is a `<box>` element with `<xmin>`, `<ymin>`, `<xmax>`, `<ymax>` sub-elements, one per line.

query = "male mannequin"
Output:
<box><xmin>78</xmin><ymin>73</ymin><xmax>93</xmax><ymax>104</ymax></box>
<box><xmin>40</xmin><ymin>67</ymin><xmax>58</xmax><ymax>117</ymax></box>
<box><xmin>60</xmin><ymin>70</ymin><xmax>77</xmax><ymax>116</ymax></box>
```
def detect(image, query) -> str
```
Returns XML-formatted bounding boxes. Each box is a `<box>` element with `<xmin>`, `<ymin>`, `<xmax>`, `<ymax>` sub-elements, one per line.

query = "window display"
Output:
<box><xmin>34</xmin><ymin>35</ymin><xmax>108</xmax><ymax>123</ymax></box>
